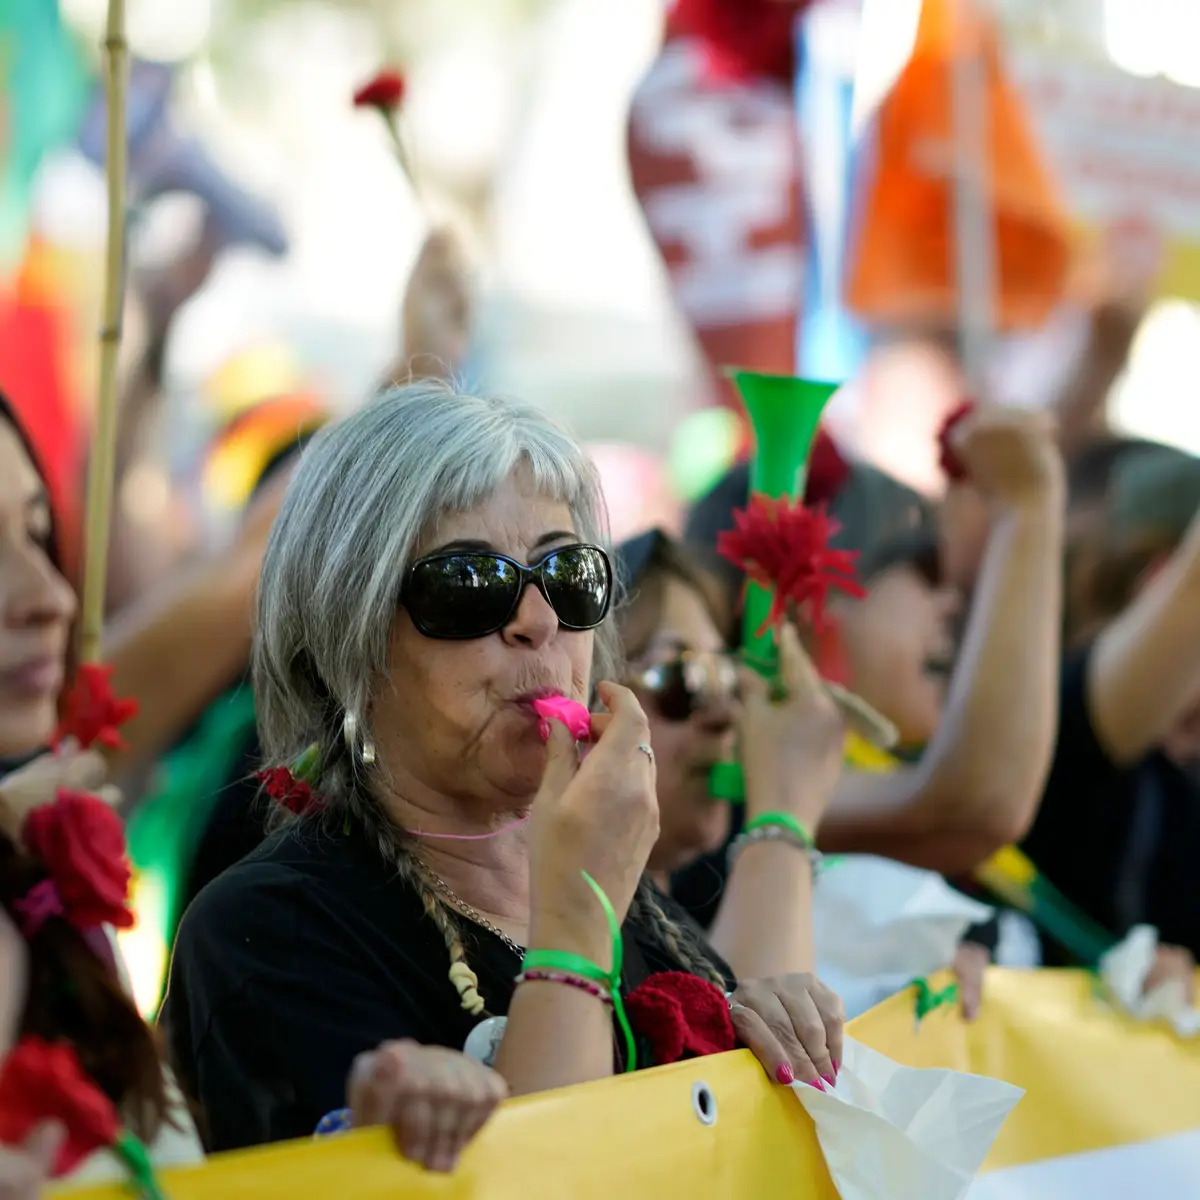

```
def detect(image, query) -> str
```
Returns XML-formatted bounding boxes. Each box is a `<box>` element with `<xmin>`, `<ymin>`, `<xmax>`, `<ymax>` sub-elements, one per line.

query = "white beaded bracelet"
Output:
<box><xmin>726</xmin><ymin>823</ymin><xmax>824</xmax><ymax>873</ymax></box>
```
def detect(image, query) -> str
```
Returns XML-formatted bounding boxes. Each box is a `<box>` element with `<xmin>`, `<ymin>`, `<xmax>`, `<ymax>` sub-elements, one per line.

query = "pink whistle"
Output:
<box><xmin>531</xmin><ymin>695</ymin><xmax>592</xmax><ymax>742</ymax></box>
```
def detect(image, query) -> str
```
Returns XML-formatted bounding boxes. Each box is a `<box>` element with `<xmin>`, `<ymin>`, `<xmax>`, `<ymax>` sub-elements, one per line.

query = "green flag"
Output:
<box><xmin>0</xmin><ymin>0</ymin><xmax>91</xmax><ymax>270</ymax></box>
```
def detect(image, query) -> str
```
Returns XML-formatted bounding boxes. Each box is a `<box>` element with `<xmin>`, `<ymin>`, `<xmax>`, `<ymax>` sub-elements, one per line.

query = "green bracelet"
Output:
<box><xmin>742</xmin><ymin>811</ymin><xmax>814</xmax><ymax>847</ymax></box>
<box><xmin>520</xmin><ymin>872</ymin><xmax>637</xmax><ymax>1073</ymax></box>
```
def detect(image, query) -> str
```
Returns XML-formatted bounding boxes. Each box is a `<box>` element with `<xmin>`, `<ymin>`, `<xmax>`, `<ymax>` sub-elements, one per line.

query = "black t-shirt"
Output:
<box><xmin>182</xmin><ymin>730</ymin><xmax>268</xmax><ymax>912</ymax></box>
<box><xmin>163</xmin><ymin>821</ymin><xmax>733</xmax><ymax>1152</ymax></box>
<box><xmin>670</xmin><ymin>808</ymin><xmax>744</xmax><ymax>931</ymax></box>
<box><xmin>1021</xmin><ymin>645</ymin><xmax>1200</xmax><ymax>961</ymax></box>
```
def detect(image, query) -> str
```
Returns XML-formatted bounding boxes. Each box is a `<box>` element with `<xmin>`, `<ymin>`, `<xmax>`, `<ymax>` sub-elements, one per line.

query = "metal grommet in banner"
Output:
<box><xmin>463</xmin><ymin>1016</ymin><xmax>507</xmax><ymax>1068</ymax></box>
<box><xmin>691</xmin><ymin>1080</ymin><xmax>717</xmax><ymax>1127</ymax></box>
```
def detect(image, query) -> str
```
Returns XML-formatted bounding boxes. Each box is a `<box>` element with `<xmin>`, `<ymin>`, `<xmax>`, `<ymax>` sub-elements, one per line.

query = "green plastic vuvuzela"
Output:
<box><xmin>708</xmin><ymin>370</ymin><xmax>839</xmax><ymax>803</ymax></box>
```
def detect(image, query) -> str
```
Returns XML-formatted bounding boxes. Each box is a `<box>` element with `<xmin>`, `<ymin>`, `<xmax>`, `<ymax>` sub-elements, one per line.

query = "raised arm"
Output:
<box><xmin>1087</xmin><ymin>504</ymin><xmax>1200</xmax><ymax>764</ymax></box>
<box><xmin>102</xmin><ymin>478</ymin><xmax>280</xmax><ymax>778</ymax></box>
<box><xmin>496</xmin><ymin>687</ymin><xmax>659</xmax><ymax>1095</ymax></box>
<box><xmin>705</xmin><ymin>624</ymin><xmax>844</xmax><ymax>978</ymax></box>
<box><xmin>819</xmin><ymin>409</ymin><xmax>1065</xmax><ymax>873</ymax></box>
<box><xmin>383</xmin><ymin>230</ymin><xmax>473</xmax><ymax>386</ymax></box>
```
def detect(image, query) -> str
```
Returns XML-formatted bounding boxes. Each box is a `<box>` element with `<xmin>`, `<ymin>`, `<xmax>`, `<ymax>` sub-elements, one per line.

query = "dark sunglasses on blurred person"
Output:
<box><xmin>401</xmin><ymin>543</ymin><xmax>613</xmax><ymax>639</ymax></box>
<box><xmin>629</xmin><ymin>646</ymin><xmax>738</xmax><ymax>722</ymax></box>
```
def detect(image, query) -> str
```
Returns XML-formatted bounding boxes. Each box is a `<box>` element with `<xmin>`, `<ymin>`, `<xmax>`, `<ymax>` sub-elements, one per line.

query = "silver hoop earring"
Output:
<box><xmin>342</xmin><ymin>711</ymin><xmax>377</xmax><ymax>766</ymax></box>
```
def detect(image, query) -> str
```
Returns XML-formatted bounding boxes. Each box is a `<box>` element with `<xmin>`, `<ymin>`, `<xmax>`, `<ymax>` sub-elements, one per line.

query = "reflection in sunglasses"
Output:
<box><xmin>629</xmin><ymin>649</ymin><xmax>738</xmax><ymax>723</ymax></box>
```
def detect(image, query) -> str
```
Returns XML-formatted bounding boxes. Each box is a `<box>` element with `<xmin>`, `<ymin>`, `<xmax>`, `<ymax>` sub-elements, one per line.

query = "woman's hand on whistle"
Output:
<box><xmin>528</xmin><ymin>682</ymin><xmax>659</xmax><ymax>961</ymax></box>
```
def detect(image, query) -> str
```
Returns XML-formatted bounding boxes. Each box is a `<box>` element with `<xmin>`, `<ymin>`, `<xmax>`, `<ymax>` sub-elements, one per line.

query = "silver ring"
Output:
<box><xmin>636</xmin><ymin>742</ymin><xmax>654</xmax><ymax>763</ymax></box>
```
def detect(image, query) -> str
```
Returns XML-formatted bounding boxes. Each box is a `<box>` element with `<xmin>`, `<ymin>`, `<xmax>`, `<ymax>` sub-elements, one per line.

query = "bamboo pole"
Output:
<box><xmin>78</xmin><ymin>0</ymin><xmax>128</xmax><ymax>664</ymax></box>
<box><xmin>950</xmin><ymin>0</ymin><xmax>996</xmax><ymax>394</ymax></box>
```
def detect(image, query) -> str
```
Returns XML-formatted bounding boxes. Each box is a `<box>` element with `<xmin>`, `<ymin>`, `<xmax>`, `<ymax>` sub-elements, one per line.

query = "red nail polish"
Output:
<box><xmin>821</xmin><ymin>1074</ymin><xmax>836</xmax><ymax>1089</ymax></box>
<box><xmin>831</xmin><ymin>1059</ymin><xmax>840</xmax><ymax>1074</ymax></box>
<box><xmin>809</xmin><ymin>1077</ymin><xmax>826</xmax><ymax>1091</ymax></box>
<box><xmin>775</xmin><ymin>1063</ymin><xmax>795</xmax><ymax>1085</ymax></box>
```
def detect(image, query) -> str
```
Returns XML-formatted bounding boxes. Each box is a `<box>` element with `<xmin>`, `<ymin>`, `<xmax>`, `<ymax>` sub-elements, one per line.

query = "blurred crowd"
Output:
<box><xmin>3</xmin><ymin>1</ymin><xmax>1200</xmax><ymax>1195</ymax></box>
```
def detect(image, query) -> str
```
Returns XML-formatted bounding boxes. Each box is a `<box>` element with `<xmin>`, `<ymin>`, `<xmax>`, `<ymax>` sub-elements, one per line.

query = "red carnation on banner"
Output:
<box><xmin>255</xmin><ymin>766</ymin><xmax>317</xmax><ymax>815</ymax></box>
<box><xmin>53</xmin><ymin>663</ymin><xmax>138</xmax><ymax>752</ymax></box>
<box><xmin>353</xmin><ymin>68</ymin><xmax>406</xmax><ymax>111</ymax></box>
<box><xmin>0</xmin><ymin>1038</ymin><xmax>119</xmax><ymax>1177</ymax></box>
<box><xmin>717</xmin><ymin>496</ymin><xmax>866</xmax><ymax>636</ymax></box>
<box><xmin>22</xmin><ymin>790</ymin><xmax>134</xmax><ymax>931</ymax></box>
<box><xmin>668</xmin><ymin>0</ymin><xmax>813</xmax><ymax>86</ymax></box>
<box><xmin>625</xmin><ymin>972</ymin><xmax>736</xmax><ymax>1066</ymax></box>
<box><xmin>938</xmin><ymin>400</ymin><xmax>978</xmax><ymax>483</ymax></box>
<box><xmin>804</xmin><ymin>428</ymin><xmax>851</xmax><ymax>508</ymax></box>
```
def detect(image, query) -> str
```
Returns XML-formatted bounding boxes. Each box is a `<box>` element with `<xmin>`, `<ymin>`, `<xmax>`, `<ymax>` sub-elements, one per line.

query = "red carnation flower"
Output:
<box><xmin>625</xmin><ymin>972</ymin><xmax>736</xmax><ymax>1066</ymax></box>
<box><xmin>255</xmin><ymin>766</ymin><xmax>318</xmax><ymax>815</ymax></box>
<box><xmin>668</xmin><ymin>0</ymin><xmax>813</xmax><ymax>86</ymax></box>
<box><xmin>804</xmin><ymin>427</ymin><xmax>850</xmax><ymax>508</ymax></box>
<box><xmin>717</xmin><ymin>495</ymin><xmax>866</xmax><ymax>636</ymax></box>
<box><xmin>0</xmin><ymin>1038</ymin><xmax>119</xmax><ymax>1177</ymax></box>
<box><xmin>938</xmin><ymin>400</ymin><xmax>978</xmax><ymax>483</ymax></box>
<box><xmin>353</xmin><ymin>68</ymin><xmax>406</xmax><ymax>111</ymax></box>
<box><xmin>53</xmin><ymin>662</ymin><xmax>138</xmax><ymax>752</ymax></box>
<box><xmin>22</xmin><ymin>790</ymin><xmax>134</xmax><ymax>931</ymax></box>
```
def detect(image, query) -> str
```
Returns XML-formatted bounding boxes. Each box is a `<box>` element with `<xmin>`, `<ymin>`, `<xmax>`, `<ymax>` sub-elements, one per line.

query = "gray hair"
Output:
<box><xmin>254</xmin><ymin>379</ymin><xmax>621</xmax><ymax>773</ymax></box>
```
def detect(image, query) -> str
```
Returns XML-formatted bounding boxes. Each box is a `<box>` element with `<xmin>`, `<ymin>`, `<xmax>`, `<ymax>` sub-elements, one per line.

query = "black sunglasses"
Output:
<box><xmin>630</xmin><ymin>649</ymin><xmax>738</xmax><ymax>722</ymax></box>
<box><xmin>402</xmin><ymin>543</ymin><xmax>613</xmax><ymax>640</ymax></box>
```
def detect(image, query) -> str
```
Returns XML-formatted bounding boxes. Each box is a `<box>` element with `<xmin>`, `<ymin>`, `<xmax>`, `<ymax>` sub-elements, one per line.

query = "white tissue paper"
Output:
<box><xmin>792</xmin><ymin>1037</ymin><xmax>1024</xmax><ymax>1200</ymax></box>
<box><xmin>814</xmin><ymin>856</ymin><xmax>995</xmax><ymax>1017</ymax></box>
<box><xmin>1099</xmin><ymin>924</ymin><xmax>1200</xmax><ymax>1038</ymax></box>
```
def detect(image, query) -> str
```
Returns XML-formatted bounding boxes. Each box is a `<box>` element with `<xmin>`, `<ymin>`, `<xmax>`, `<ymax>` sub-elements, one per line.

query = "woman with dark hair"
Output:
<box><xmin>613</xmin><ymin>529</ymin><xmax>844</xmax><ymax>980</ymax></box>
<box><xmin>683</xmin><ymin>406</ymin><xmax>1064</xmax><ymax>876</ymax></box>
<box><xmin>0</xmin><ymin>393</ymin><xmax>204</xmax><ymax>1186</ymax></box>
<box><xmin>0</xmin><ymin>395</ymin><xmax>75</xmax><ymax>767</ymax></box>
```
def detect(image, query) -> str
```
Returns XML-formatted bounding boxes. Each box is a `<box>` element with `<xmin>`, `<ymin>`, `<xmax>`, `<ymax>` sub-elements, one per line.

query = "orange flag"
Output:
<box><xmin>844</xmin><ymin>0</ymin><xmax>1071</xmax><ymax>330</ymax></box>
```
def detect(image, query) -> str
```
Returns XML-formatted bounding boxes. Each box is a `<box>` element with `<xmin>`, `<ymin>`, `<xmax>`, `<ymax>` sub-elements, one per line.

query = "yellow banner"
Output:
<box><xmin>57</xmin><ymin>969</ymin><xmax>1200</xmax><ymax>1198</ymax></box>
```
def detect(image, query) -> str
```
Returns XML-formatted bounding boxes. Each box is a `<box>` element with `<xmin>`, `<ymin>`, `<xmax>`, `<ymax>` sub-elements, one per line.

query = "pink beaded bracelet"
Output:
<box><xmin>514</xmin><ymin>968</ymin><xmax>614</xmax><ymax>1006</ymax></box>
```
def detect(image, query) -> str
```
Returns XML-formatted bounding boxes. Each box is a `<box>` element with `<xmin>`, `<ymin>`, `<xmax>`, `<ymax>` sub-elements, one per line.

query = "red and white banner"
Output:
<box><xmin>627</xmin><ymin>36</ymin><xmax>805</xmax><ymax>414</ymax></box>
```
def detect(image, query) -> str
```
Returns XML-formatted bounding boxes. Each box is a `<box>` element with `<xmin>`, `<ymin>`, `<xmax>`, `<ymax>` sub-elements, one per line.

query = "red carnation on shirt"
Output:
<box><xmin>718</xmin><ymin>495</ymin><xmax>866</xmax><ymax>635</ymax></box>
<box><xmin>938</xmin><ymin>400</ymin><xmax>978</xmax><ymax>482</ymax></box>
<box><xmin>625</xmin><ymin>972</ymin><xmax>736</xmax><ymax>1066</ymax></box>
<box><xmin>255</xmin><ymin>765</ymin><xmax>318</xmax><ymax>815</ymax></box>
<box><xmin>0</xmin><ymin>1038</ymin><xmax>119</xmax><ymax>1177</ymax></box>
<box><xmin>53</xmin><ymin>662</ymin><xmax>138</xmax><ymax>752</ymax></box>
<box><xmin>22</xmin><ymin>790</ymin><xmax>134</xmax><ymax>931</ymax></box>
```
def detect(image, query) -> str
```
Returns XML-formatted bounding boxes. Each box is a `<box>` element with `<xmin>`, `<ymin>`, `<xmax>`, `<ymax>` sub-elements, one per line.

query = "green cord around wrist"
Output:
<box><xmin>114</xmin><ymin>1131</ymin><xmax>168</xmax><ymax>1200</ymax></box>
<box><xmin>911</xmin><ymin>975</ymin><xmax>959</xmax><ymax>1025</ymax></box>
<box><xmin>520</xmin><ymin>872</ymin><xmax>637</xmax><ymax>1073</ymax></box>
<box><xmin>742</xmin><ymin>811</ymin><xmax>814</xmax><ymax>848</ymax></box>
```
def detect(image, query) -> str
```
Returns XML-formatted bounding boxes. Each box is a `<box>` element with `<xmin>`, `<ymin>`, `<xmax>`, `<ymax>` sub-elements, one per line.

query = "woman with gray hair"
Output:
<box><xmin>163</xmin><ymin>382</ymin><xmax>843</xmax><ymax>1154</ymax></box>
